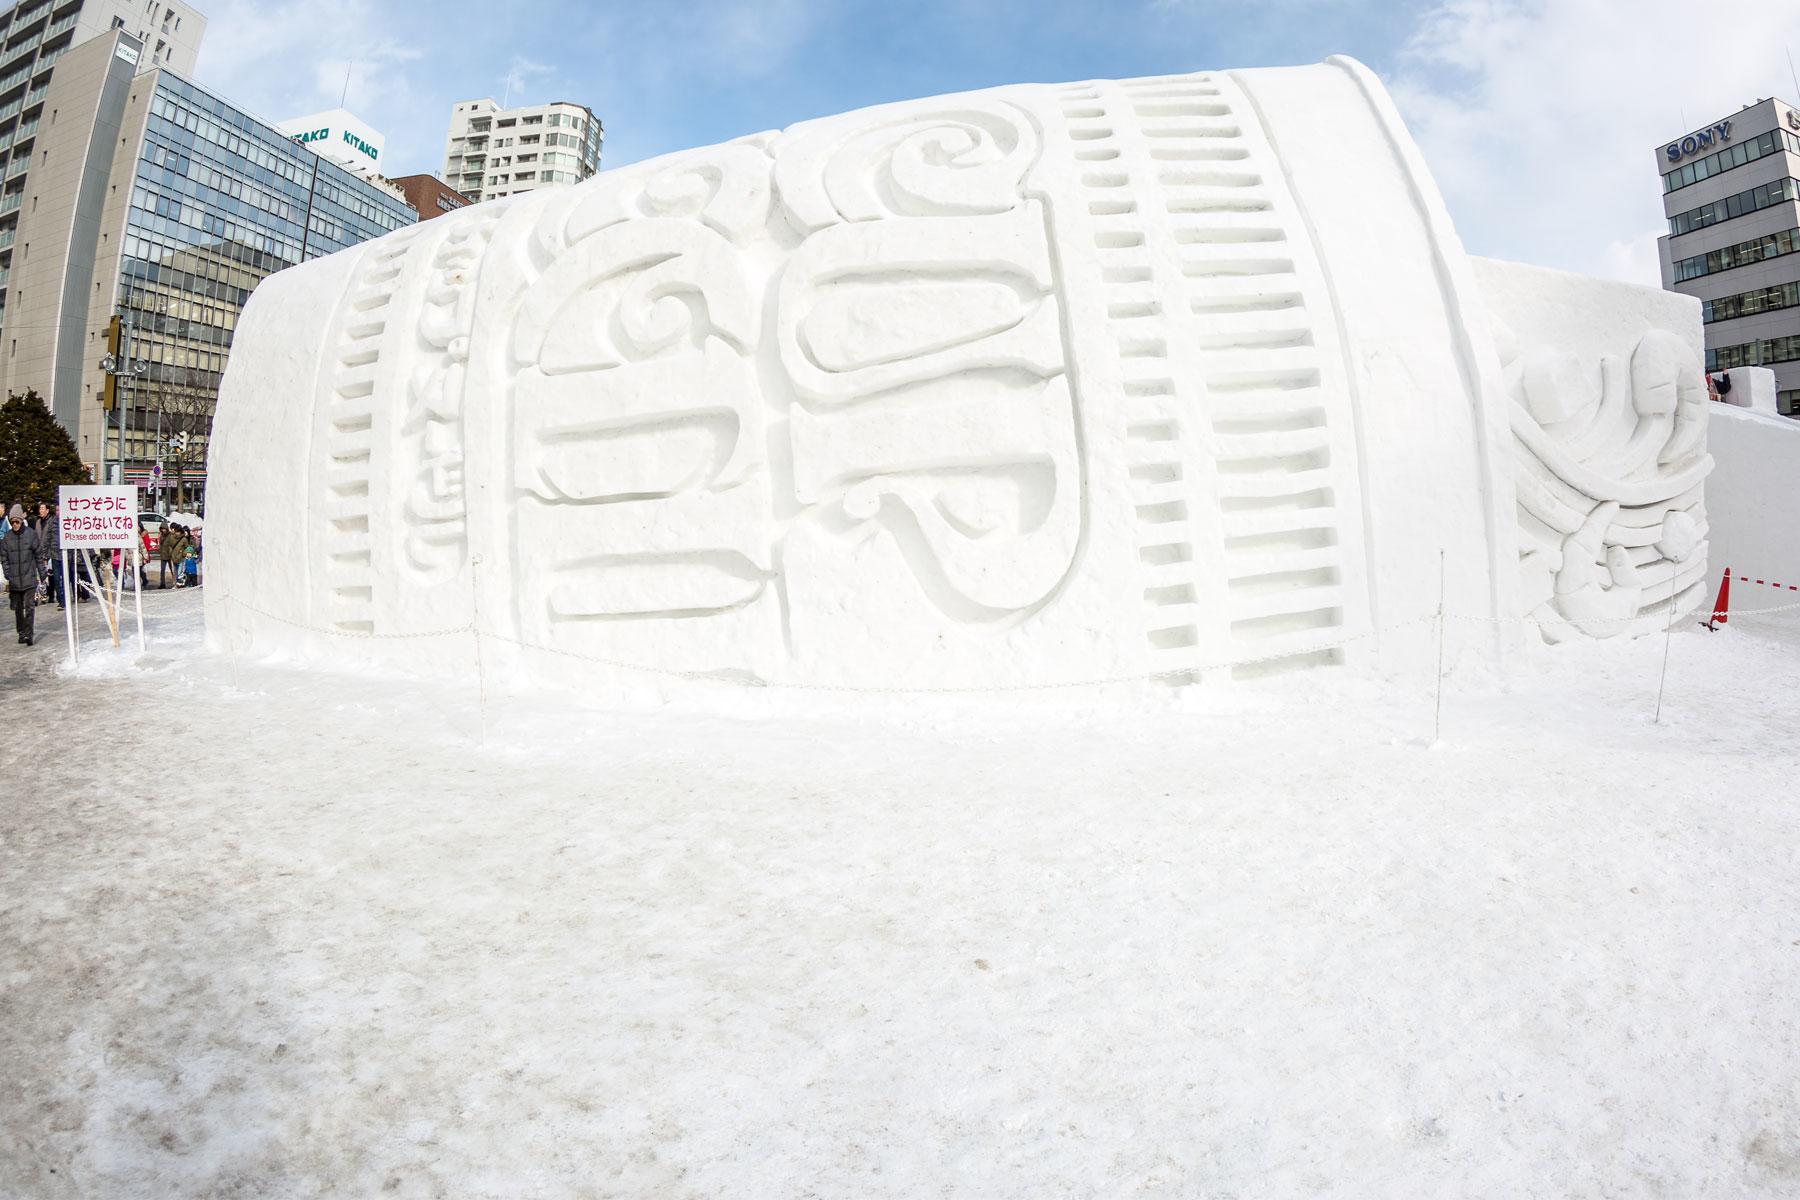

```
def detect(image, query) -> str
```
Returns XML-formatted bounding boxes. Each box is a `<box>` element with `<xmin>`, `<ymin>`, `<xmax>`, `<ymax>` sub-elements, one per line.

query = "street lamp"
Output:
<box><xmin>98</xmin><ymin>348</ymin><xmax>151</xmax><ymax>486</ymax></box>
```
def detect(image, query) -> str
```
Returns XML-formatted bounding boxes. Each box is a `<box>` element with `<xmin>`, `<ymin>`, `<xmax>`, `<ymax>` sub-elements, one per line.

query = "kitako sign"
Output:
<box><xmin>276</xmin><ymin>109</ymin><xmax>386</xmax><ymax>173</ymax></box>
<box><xmin>291</xmin><ymin>125</ymin><xmax>380</xmax><ymax>164</ymax></box>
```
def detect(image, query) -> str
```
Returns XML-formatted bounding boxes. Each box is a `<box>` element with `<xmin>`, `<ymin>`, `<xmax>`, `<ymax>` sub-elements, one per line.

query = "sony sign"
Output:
<box><xmin>1666</xmin><ymin>120</ymin><xmax>1732</xmax><ymax>163</ymax></box>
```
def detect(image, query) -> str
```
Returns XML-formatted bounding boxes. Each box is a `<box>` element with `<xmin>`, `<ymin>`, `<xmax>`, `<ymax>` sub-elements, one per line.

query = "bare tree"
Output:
<box><xmin>156</xmin><ymin>388</ymin><xmax>214</xmax><ymax>512</ymax></box>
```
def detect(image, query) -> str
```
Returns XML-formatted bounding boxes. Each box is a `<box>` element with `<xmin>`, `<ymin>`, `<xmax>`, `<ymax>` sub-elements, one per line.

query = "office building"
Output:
<box><xmin>441</xmin><ymin>96</ymin><xmax>600</xmax><ymax>203</ymax></box>
<box><xmin>389</xmin><ymin>171</ymin><xmax>470</xmax><ymax>221</ymax></box>
<box><xmin>1656</xmin><ymin>97</ymin><xmax>1800</xmax><ymax>417</ymax></box>
<box><xmin>0</xmin><ymin>27</ymin><xmax>415</xmax><ymax>500</ymax></box>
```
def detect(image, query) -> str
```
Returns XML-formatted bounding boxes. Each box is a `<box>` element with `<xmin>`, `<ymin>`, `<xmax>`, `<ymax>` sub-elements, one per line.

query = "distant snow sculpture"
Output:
<box><xmin>1500</xmin><ymin>321</ymin><xmax>1712</xmax><ymax>640</ymax></box>
<box><xmin>207</xmin><ymin>57</ymin><xmax>1710</xmax><ymax>692</ymax></box>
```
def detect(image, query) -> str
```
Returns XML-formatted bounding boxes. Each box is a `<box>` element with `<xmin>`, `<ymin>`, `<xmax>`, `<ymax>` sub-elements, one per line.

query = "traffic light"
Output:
<box><xmin>102</xmin><ymin>315</ymin><xmax>121</xmax><ymax>411</ymax></box>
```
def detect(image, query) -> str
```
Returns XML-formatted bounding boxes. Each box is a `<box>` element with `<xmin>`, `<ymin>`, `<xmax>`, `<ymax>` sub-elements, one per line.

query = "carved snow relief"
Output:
<box><xmin>209</xmin><ymin>59</ymin><xmax>1714</xmax><ymax>693</ymax></box>
<box><xmin>1501</xmin><ymin>322</ymin><xmax>1712</xmax><ymax>641</ymax></box>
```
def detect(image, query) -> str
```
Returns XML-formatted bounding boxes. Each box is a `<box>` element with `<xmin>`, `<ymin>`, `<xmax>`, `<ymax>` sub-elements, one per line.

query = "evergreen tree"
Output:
<box><xmin>0</xmin><ymin>391</ymin><xmax>89</xmax><ymax>509</ymax></box>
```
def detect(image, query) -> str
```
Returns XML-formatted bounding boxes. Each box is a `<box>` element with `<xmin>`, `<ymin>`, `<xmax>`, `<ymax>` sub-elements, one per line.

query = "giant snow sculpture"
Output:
<box><xmin>206</xmin><ymin>58</ymin><xmax>1711</xmax><ymax>691</ymax></box>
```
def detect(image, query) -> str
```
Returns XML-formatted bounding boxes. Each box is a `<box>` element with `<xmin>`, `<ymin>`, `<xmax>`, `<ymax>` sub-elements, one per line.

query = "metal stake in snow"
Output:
<box><xmin>470</xmin><ymin>553</ymin><xmax>488</xmax><ymax>745</ymax></box>
<box><xmin>1655</xmin><ymin>560</ymin><xmax>1677</xmax><ymax>724</ymax></box>
<box><xmin>1433</xmin><ymin>550</ymin><xmax>1446</xmax><ymax>744</ymax></box>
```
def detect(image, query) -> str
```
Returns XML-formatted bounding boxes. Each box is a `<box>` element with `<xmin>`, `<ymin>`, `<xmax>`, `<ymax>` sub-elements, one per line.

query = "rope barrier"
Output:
<box><xmin>1441</xmin><ymin>597</ymin><xmax>1800</xmax><ymax>621</ymax></box>
<box><xmin>1702</xmin><ymin>596</ymin><xmax>1800</xmax><ymax>616</ymax></box>
<box><xmin>1732</xmin><ymin>574</ymin><xmax>1800</xmax><ymax>593</ymax></box>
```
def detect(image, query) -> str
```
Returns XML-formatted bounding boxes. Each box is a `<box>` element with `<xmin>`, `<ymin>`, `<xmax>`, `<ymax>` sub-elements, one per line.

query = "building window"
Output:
<box><xmin>1669</xmin><ymin>177</ymin><xmax>1800</xmax><ymax>237</ymax></box>
<box><xmin>1708</xmin><ymin>334</ymin><xmax>1800</xmax><ymax>371</ymax></box>
<box><xmin>1672</xmin><ymin>226</ymin><xmax>1800</xmax><ymax>282</ymax></box>
<box><xmin>1703</xmin><ymin>281</ymin><xmax>1800</xmax><ymax>324</ymax></box>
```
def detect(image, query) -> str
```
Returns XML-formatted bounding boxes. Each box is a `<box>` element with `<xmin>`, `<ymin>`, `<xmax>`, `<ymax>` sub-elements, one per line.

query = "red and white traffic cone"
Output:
<box><xmin>1703</xmin><ymin>565</ymin><xmax>1730</xmax><ymax>630</ymax></box>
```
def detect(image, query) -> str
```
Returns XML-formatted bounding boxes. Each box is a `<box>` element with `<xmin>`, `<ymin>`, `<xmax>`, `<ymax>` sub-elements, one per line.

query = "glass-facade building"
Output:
<box><xmin>0</xmin><ymin>26</ymin><xmax>415</xmax><ymax>500</ymax></box>
<box><xmin>111</xmin><ymin>71</ymin><xmax>413</xmax><ymax>478</ymax></box>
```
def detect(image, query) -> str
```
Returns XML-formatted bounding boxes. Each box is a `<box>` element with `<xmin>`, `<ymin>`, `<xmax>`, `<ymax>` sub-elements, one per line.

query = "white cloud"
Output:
<box><xmin>494</xmin><ymin>55</ymin><xmax>562</xmax><ymax>106</ymax></box>
<box><xmin>1387</xmin><ymin>0</ymin><xmax>1800</xmax><ymax>282</ymax></box>
<box><xmin>194</xmin><ymin>0</ymin><xmax>420</xmax><ymax>117</ymax></box>
<box><xmin>558</xmin><ymin>0</ymin><xmax>827</xmax><ymax>166</ymax></box>
<box><xmin>190</xmin><ymin>0</ymin><xmax>438</xmax><ymax>173</ymax></box>
<box><xmin>186</xmin><ymin>0</ymin><xmax>818</xmax><ymax>177</ymax></box>
<box><xmin>1601</xmin><ymin>229</ymin><xmax>1667</xmax><ymax>287</ymax></box>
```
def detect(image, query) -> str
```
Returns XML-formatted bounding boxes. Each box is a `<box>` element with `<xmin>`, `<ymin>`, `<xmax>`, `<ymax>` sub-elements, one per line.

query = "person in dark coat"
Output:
<box><xmin>2</xmin><ymin>503</ymin><xmax>43</xmax><ymax>645</ymax></box>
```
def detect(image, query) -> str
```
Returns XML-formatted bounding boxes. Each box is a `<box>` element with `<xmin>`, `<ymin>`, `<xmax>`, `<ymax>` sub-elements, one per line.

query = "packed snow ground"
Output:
<box><xmin>4</xmin><ymin>588</ymin><xmax>1800</xmax><ymax>1198</ymax></box>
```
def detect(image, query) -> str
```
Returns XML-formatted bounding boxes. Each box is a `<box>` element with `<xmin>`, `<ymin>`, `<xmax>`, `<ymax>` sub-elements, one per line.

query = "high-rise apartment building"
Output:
<box><xmin>441</xmin><ymin>96</ymin><xmax>600</xmax><ymax>203</ymax></box>
<box><xmin>3</xmin><ymin>0</ymin><xmax>205</xmax><ymax>76</ymax></box>
<box><xmin>83</xmin><ymin>0</ymin><xmax>203</xmax><ymax>71</ymax></box>
<box><xmin>1656</xmin><ymin>97</ymin><xmax>1800</xmax><ymax>417</ymax></box>
<box><xmin>0</xmin><ymin>27</ymin><xmax>414</xmax><ymax>499</ymax></box>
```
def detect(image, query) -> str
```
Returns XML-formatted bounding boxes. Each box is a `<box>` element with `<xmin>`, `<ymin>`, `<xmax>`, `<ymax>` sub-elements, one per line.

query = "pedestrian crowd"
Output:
<box><xmin>0</xmin><ymin>500</ymin><xmax>201</xmax><ymax>649</ymax></box>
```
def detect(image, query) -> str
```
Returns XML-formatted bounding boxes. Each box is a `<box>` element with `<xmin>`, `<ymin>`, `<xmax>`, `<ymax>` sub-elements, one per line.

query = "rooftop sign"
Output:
<box><xmin>276</xmin><ymin>109</ymin><xmax>386</xmax><ymax>176</ymax></box>
<box><xmin>1666</xmin><ymin>120</ymin><xmax>1732</xmax><ymax>164</ymax></box>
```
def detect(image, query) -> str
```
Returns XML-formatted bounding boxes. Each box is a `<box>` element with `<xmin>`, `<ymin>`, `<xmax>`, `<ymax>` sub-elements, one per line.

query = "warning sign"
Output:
<box><xmin>58</xmin><ymin>485</ymin><xmax>137</xmax><ymax>548</ymax></box>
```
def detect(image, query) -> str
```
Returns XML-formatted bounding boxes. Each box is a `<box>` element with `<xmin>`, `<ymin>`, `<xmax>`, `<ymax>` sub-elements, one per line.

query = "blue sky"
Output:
<box><xmin>193</xmin><ymin>0</ymin><xmax>1800</xmax><ymax>284</ymax></box>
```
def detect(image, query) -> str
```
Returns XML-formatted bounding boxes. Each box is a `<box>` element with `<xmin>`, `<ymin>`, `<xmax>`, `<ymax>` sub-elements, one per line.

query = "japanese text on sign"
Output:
<box><xmin>58</xmin><ymin>485</ymin><xmax>138</xmax><ymax>548</ymax></box>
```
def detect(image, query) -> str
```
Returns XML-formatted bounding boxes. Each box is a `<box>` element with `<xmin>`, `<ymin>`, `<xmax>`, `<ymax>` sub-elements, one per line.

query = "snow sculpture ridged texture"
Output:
<box><xmin>206</xmin><ymin>57</ymin><xmax>1709</xmax><ymax>691</ymax></box>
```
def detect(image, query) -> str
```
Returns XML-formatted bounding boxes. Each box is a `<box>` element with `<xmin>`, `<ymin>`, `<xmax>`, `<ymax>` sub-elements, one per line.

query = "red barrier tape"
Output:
<box><xmin>1737</xmin><ymin>575</ymin><xmax>1800</xmax><ymax>592</ymax></box>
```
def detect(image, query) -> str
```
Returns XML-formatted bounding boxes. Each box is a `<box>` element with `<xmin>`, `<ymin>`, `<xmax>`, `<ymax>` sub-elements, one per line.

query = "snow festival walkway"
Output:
<box><xmin>4</xmin><ymin>588</ymin><xmax>1800</xmax><ymax>1198</ymax></box>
